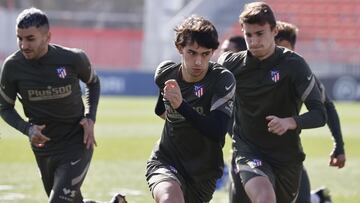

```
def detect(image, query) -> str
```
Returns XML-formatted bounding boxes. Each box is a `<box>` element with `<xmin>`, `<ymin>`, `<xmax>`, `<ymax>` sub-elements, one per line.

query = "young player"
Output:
<box><xmin>146</xmin><ymin>15</ymin><xmax>235</xmax><ymax>203</ymax></box>
<box><xmin>218</xmin><ymin>2</ymin><xmax>327</xmax><ymax>202</ymax></box>
<box><xmin>0</xmin><ymin>7</ymin><xmax>125</xmax><ymax>203</ymax></box>
<box><xmin>275</xmin><ymin>20</ymin><xmax>346</xmax><ymax>203</ymax></box>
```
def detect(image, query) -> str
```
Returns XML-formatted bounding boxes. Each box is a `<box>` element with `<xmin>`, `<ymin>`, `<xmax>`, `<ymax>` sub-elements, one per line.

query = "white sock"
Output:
<box><xmin>310</xmin><ymin>192</ymin><xmax>320</xmax><ymax>203</ymax></box>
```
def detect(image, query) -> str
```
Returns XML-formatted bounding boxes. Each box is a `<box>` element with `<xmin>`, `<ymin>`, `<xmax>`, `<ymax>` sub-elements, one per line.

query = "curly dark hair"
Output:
<box><xmin>174</xmin><ymin>15</ymin><xmax>219</xmax><ymax>50</ymax></box>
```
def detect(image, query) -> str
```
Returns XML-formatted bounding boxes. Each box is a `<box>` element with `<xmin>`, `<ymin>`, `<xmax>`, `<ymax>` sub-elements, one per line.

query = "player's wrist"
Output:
<box><xmin>27</xmin><ymin>124</ymin><xmax>35</xmax><ymax>139</ymax></box>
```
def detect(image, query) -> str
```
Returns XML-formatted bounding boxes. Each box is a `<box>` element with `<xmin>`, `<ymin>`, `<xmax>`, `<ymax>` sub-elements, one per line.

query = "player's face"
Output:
<box><xmin>17</xmin><ymin>26</ymin><xmax>50</xmax><ymax>60</ymax></box>
<box><xmin>276</xmin><ymin>39</ymin><xmax>294</xmax><ymax>51</ymax></box>
<box><xmin>220</xmin><ymin>40</ymin><xmax>239</xmax><ymax>53</ymax></box>
<box><xmin>178</xmin><ymin>42</ymin><xmax>214</xmax><ymax>83</ymax></box>
<box><xmin>242</xmin><ymin>22</ymin><xmax>277</xmax><ymax>60</ymax></box>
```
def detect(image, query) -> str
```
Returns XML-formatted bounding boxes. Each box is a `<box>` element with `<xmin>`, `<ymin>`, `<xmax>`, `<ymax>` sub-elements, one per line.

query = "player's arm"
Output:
<box><xmin>323</xmin><ymin>93</ymin><xmax>346</xmax><ymax>168</ymax></box>
<box><xmin>176</xmin><ymin>100</ymin><xmax>230</xmax><ymax>141</ymax></box>
<box><xmin>0</xmin><ymin>62</ymin><xmax>49</xmax><ymax>146</ymax></box>
<box><xmin>267</xmin><ymin>60</ymin><xmax>327</xmax><ymax>135</ymax></box>
<box><xmin>154</xmin><ymin>61</ymin><xmax>177</xmax><ymax>120</ymax></box>
<box><xmin>294</xmin><ymin>81</ymin><xmax>327</xmax><ymax>129</ymax></box>
<box><xmin>324</xmin><ymin>98</ymin><xmax>345</xmax><ymax>154</ymax></box>
<box><xmin>76</xmin><ymin>50</ymin><xmax>100</xmax><ymax>149</ymax></box>
<box><xmin>154</xmin><ymin>91</ymin><xmax>166</xmax><ymax>119</ymax></box>
<box><xmin>217</xmin><ymin>51</ymin><xmax>244</xmax><ymax>74</ymax></box>
<box><xmin>0</xmin><ymin>61</ymin><xmax>31</xmax><ymax>135</ymax></box>
<box><xmin>291</xmin><ymin>58</ymin><xmax>327</xmax><ymax>129</ymax></box>
<box><xmin>164</xmin><ymin>70</ymin><xmax>235</xmax><ymax>141</ymax></box>
<box><xmin>0</xmin><ymin>100</ymin><xmax>31</xmax><ymax>135</ymax></box>
<box><xmin>76</xmin><ymin>51</ymin><xmax>100</xmax><ymax>122</ymax></box>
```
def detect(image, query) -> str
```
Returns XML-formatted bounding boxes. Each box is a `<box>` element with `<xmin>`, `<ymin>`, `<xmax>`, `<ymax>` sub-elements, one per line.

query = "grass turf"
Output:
<box><xmin>0</xmin><ymin>97</ymin><xmax>359</xmax><ymax>202</ymax></box>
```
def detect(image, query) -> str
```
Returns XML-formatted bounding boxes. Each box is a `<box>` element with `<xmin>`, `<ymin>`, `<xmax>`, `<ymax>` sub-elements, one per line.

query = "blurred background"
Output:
<box><xmin>0</xmin><ymin>0</ymin><xmax>360</xmax><ymax>100</ymax></box>
<box><xmin>0</xmin><ymin>1</ymin><xmax>359</xmax><ymax>203</ymax></box>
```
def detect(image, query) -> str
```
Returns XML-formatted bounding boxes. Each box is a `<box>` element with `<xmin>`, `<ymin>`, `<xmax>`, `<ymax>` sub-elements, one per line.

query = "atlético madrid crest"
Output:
<box><xmin>194</xmin><ymin>84</ymin><xmax>204</xmax><ymax>97</ymax></box>
<box><xmin>56</xmin><ymin>67</ymin><xmax>67</xmax><ymax>79</ymax></box>
<box><xmin>270</xmin><ymin>70</ymin><xmax>280</xmax><ymax>82</ymax></box>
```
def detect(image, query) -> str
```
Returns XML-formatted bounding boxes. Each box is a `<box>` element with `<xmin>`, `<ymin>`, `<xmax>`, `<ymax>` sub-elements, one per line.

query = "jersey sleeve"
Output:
<box><xmin>154</xmin><ymin>60</ymin><xmax>175</xmax><ymax>88</ymax></box>
<box><xmin>288</xmin><ymin>57</ymin><xmax>321</xmax><ymax>102</ymax></box>
<box><xmin>210</xmin><ymin>68</ymin><xmax>236</xmax><ymax>117</ymax></box>
<box><xmin>217</xmin><ymin>51</ymin><xmax>245</xmax><ymax>75</ymax></box>
<box><xmin>0</xmin><ymin>58</ymin><xmax>32</xmax><ymax>135</ymax></box>
<box><xmin>0</xmin><ymin>59</ymin><xmax>17</xmax><ymax>106</ymax></box>
<box><xmin>71</xmin><ymin>49</ymin><xmax>100</xmax><ymax>121</ymax></box>
<box><xmin>73</xmin><ymin>49</ymin><xmax>98</xmax><ymax>84</ymax></box>
<box><xmin>289</xmin><ymin>56</ymin><xmax>327</xmax><ymax>129</ymax></box>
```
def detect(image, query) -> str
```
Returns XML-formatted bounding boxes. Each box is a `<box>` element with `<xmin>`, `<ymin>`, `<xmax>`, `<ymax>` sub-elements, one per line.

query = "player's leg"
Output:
<box><xmin>296</xmin><ymin>167</ymin><xmax>311</xmax><ymax>203</ymax></box>
<box><xmin>146</xmin><ymin>160</ymin><xmax>185</xmax><ymax>203</ymax></box>
<box><xmin>185</xmin><ymin>176</ymin><xmax>217</xmax><ymax>203</ymax></box>
<box><xmin>49</xmin><ymin>147</ymin><xmax>93</xmax><ymax>203</ymax></box>
<box><xmin>311</xmin><ymin>187</ymin><xmax>332</xmax><ymax>203</ymax></box>
<box><xmin>273</xmin><ymin>163</ymin><xmax>303</xmax><ymax>203</ymax></box>
<box><xmin>242</xmin><ymin>171</ymin><xmax>276</xmax><ymax>203</ymax></box>
<box><xmin>34</xmin><ymin>154</ymin><xmax>56</xmax><ymax>197</ymax></box>
<box><xmin>229</xmin><ymin>153</ymin><xmax>251</xmax><ymax>203</ymax></box>
<box><xmin>233</xmin><ymin>136</ymin><xmax>276</xmax><ymax>203</ymax></box>
<box><xmin>236</xmin><ymin>157</ymin><xmax>276</xmax><ymax>203</ymax></box>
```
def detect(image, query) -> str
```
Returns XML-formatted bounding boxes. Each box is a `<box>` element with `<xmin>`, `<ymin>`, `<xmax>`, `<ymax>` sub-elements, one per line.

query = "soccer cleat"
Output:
<box><xmin>314</xmin><ymin>187</ymin><xmax>332</xmax><ymax>203</ymax></box>
<box><xmin>110</xmin><ymin>193</ymin><xmax>127</xmax><ymax>203</ymax></box>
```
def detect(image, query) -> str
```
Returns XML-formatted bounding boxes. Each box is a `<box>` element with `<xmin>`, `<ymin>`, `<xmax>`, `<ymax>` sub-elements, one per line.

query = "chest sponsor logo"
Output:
<box><xmin>270</xmin><ymin>70</ymin><xmax>280</xmax><ymax>83</ymax></box>
<box><xmin>27</xmin><ymin>85</ymin><xmax>72</xmax><ymax>101</ymax></box>
<box><xmin>194</xmin><ymin>84</ymin><xmax>204</xmax><ymax>97</ymax></box>
<box><xmin>56</xmin><ymin>66</ymin><xmax>67</xmax><ymax>79</ymax></box>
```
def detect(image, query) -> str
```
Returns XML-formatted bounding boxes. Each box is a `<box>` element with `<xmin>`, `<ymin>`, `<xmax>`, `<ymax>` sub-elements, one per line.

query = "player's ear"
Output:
<box><xmin>47</xmin><ymin>31</ymin><xmax>52</xmax><ymax>43</ymax></box>
<box><xmin>272</xmin><ymin>26</ymin><xmax>278</xmax><ymax>37</ymax></box>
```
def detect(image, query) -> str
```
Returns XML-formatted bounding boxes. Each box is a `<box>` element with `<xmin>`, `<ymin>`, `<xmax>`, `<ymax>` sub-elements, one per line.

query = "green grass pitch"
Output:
<box><xmin>0</xmin><ymin>96</ymin><xmax>359</xmax><ymax>203</ymax></box>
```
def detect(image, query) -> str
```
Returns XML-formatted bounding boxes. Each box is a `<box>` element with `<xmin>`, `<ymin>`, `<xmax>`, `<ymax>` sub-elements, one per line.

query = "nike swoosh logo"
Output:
<box><xmin>307</xmin><ymin>75</ymin><xmax>312</xmax><ymax>80</ymax></box>
<box><xmin>70</xmin><ymin>159</ymin><xmax>81</xmax><ymax>165</ymax></box>
<box><xmin>225</xmin><ymin>83</ymin><xmax>234</xmax><ymax>91</ymax></box>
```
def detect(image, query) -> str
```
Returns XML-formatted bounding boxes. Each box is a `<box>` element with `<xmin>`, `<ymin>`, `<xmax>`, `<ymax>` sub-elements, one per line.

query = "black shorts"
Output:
<box><xmin>34</xmin><ymin>146</ymin><xmax>93</xmax><ymax>203</ymax></box>
<box><xmin>233</xmin><ymin>137</ymin><xmax>302</xmax><ymax>203</ymax></box>
<box><xmin>146</xmin><ymin>159</ymin><xmax>217</xmax><ymax>203</ymax></box>
<box><xmin>229</xmin><ymin>150</ymin><xmax>251</xmax><ymax>203</ymax></box>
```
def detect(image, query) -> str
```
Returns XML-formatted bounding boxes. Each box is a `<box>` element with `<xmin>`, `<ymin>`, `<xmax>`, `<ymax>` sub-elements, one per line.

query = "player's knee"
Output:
<box><xmin>153</xmin><ymin>181</ymin><xmax>184</xmax><ymax>203</ymax></box>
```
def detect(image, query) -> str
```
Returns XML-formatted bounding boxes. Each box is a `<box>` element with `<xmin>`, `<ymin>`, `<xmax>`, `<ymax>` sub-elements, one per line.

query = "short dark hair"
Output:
<box><xmin>239</xmin><ymin>2</ymin><xmax>276</xmax><ymax>30</ymax></box>
<box><xmin>228</xmin><ymin>36</ymin><xmax>247</xmax><ymax>51</ymax></box>
<box><xmin>174</xmin><ymin>15</ymin><xmax>219</xmax><ymax>50</ymax></box>
<box><xmin>275</xmin><ymin>21</ymin><xmax>298</xmax><ymax>49</ymax></box>
<box><xmin>16</xmin><ymin>7</ymin><xmax>49</xmax><ymax>30</ymax></box>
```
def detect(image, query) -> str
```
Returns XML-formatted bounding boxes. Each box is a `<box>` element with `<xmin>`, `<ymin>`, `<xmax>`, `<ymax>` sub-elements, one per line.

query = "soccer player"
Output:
<box><xmin>0</xmin><ymin>7</ymin><xmax>125</xmax><ymax>203</ymax></box>
<box><xmin>218</xmin><ymin>2</ymin><xmax>327</xmax><ymax>203</ymax></box>
<box><xmin>276</xmin><ymin>20</ymin><xmax>346</xmax><ymax>203</ymax></box>
<box><xmin>219</xmin><ymin>35</ymin><xmax>249</xmax><ymax>202</ymax></box>
<box><xmin>220</xmin><ymin>35</ymin><xmax>247</xmax><ymax>54</ymax></box>
<box><xmin>145</xmin><ymin>15</ymin><xmax>235</xmax><ymax>203</ymax></box>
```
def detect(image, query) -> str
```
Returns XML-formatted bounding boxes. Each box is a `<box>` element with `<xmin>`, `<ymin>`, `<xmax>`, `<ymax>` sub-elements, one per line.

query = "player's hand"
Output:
<box><xmin>163</xmin><ymin>79</ymin><xmax>183</xmax><ymax>109</ymax></box>
<box><xmin>80</xmin><ymin>118</ymin><xmax>97</xmax><ymax>149</ymax></box>
<box><xmin>329</xmin><ymin>153</ymin><xmax>346</xmax><ymax>169</ymax></box>
<box><xmin>266</xmin><ymin>116</ymin><xmax>297</xmax><ymax>135</ymax></box>
<box><xmin>28</xmin><ymin>124</ymin><xmax>50</xmax><ymax>147</ymax></box>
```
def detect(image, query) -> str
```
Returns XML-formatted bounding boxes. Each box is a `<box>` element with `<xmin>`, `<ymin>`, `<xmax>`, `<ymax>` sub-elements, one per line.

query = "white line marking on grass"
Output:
<box><xmin>0</xmin><ymin>185</ymin><xmax>13</xmax><ymax>191</ymax></box>
<box><xmin>110</xmin><ymin>188</ymin><xmax>143</xmax><ymax>196</ymax></box>
<box><xmin>0</xmin><ymin>193</ymin><xmax>25</xmax><ymax>200</ymax></box>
